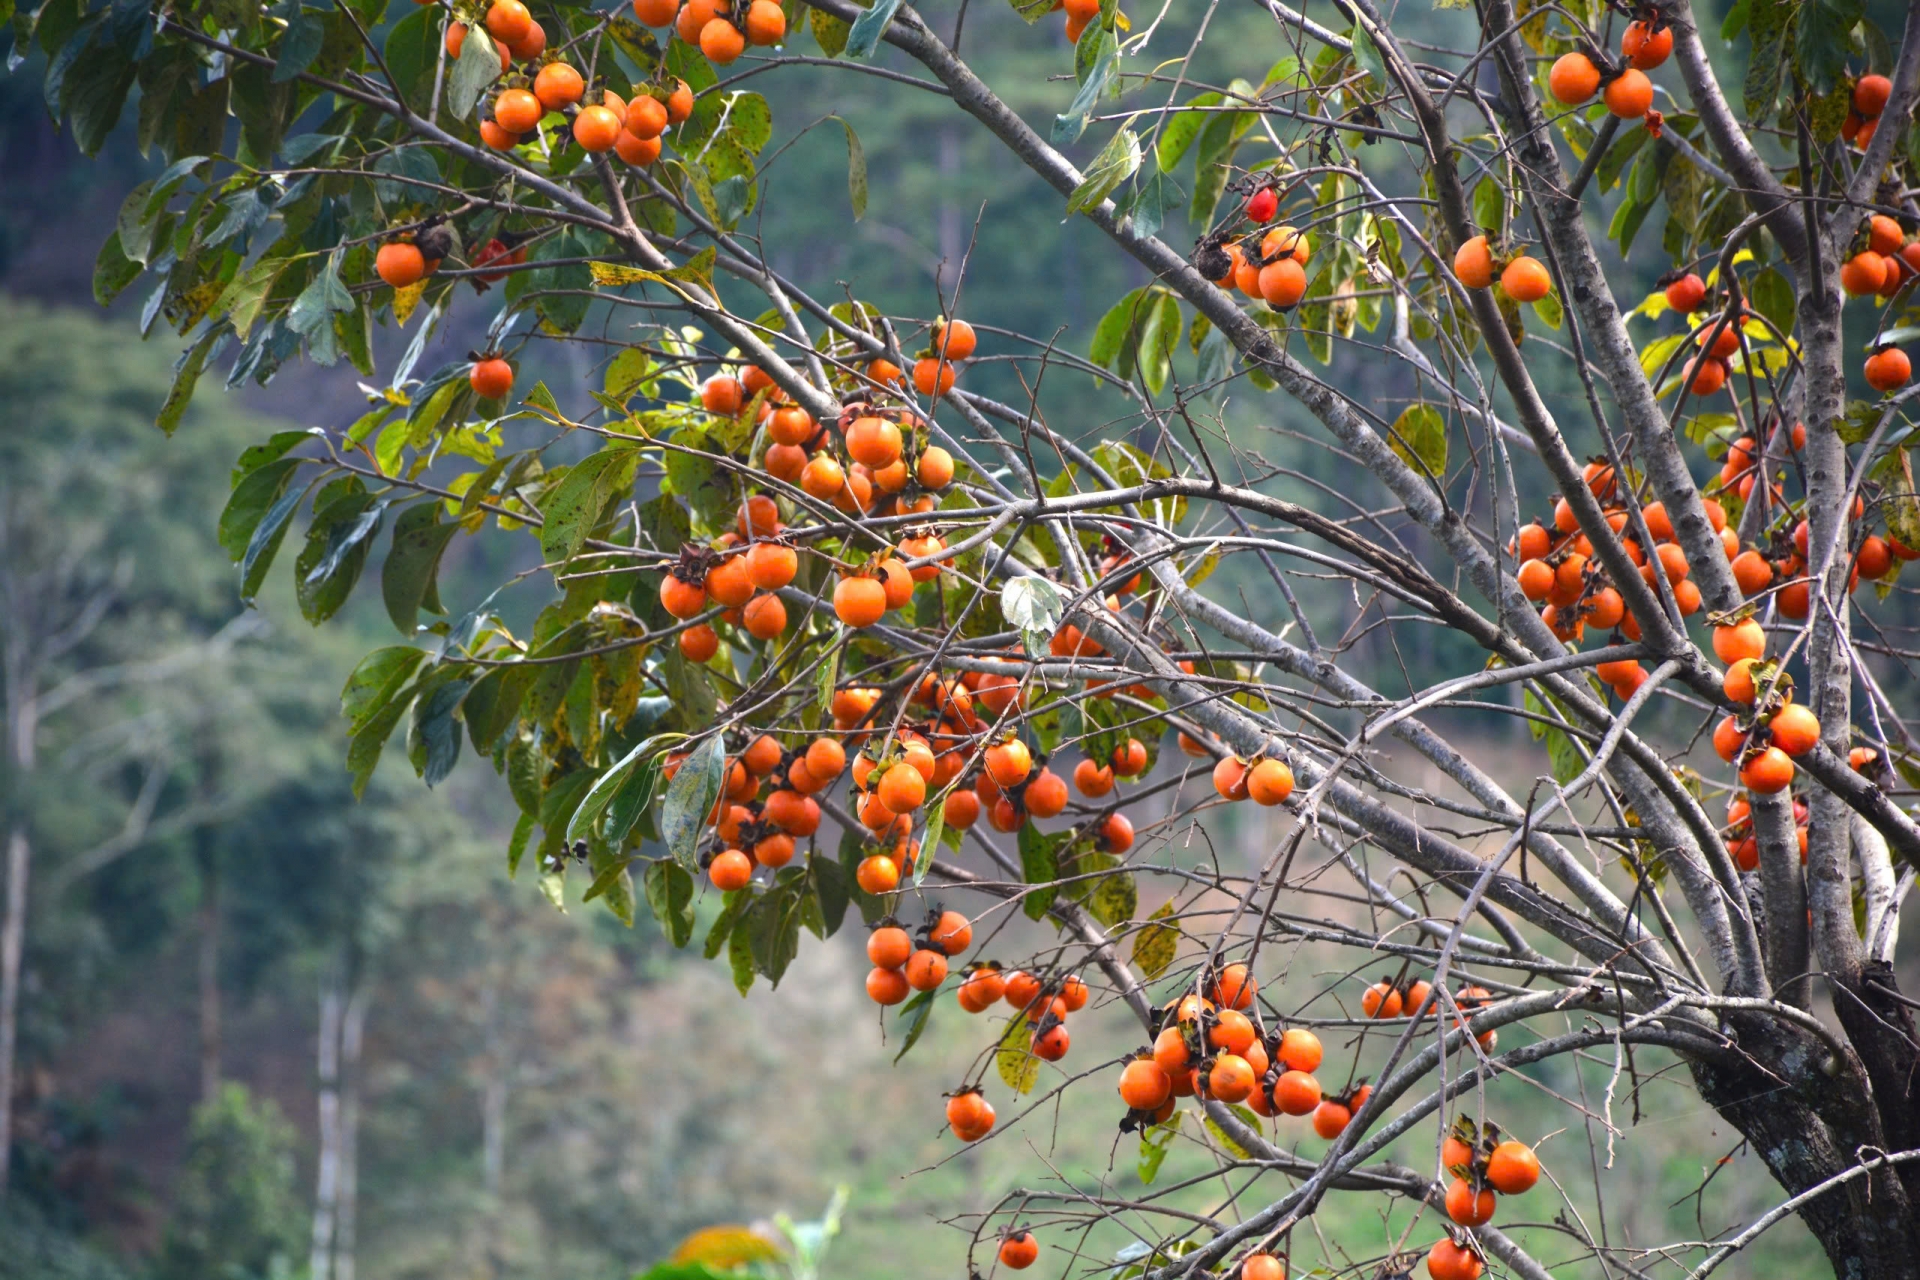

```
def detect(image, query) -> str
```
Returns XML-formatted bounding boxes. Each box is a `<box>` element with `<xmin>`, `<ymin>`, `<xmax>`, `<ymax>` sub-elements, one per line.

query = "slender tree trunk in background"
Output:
<box><xmin>310</xmin><ymin>961</ymin><xmax>345</xmax><ymax>1280</ymax></box>
<box><xmin>0</xmin><ymin>683</ymin><xmax>39</xmax><ymax>1200</ymax></box>
<box><xmin>0</xmin><ymin>824</ymin><xmax>27</xmax><ymax>1199</ymax></box>
<box><xmin>334</xmin><ymin>980</ymin><xmax>370</xmax><ymax>1280</ymax></box>
<box><xmin>480</xmin><ymin>977</ymin><xmax>506</xmax><ymax>1202</ymax></box>
<box><xmin>196</xmin><ymin>855</ymin><xmax>221</xmax><ymax>1104</ymax></box>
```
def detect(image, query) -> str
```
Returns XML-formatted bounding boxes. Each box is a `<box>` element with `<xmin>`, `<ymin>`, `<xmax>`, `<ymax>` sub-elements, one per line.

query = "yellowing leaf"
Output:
<box><xmin>669</xmin><ymin>1225</ymin><xmax>787</xmax><ymax>1268</ymax></box>
<box><xmin>392</xmin><ymin>280</ymin><xmax>428</xmax><ymax>326</ymax></box>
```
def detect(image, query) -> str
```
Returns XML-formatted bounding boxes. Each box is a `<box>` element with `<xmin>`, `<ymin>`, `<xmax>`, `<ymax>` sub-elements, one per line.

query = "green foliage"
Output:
<box><xmin>152</xmin><ymin>1085</ymin><xmax>304</xmax><ymax>1280</ymax></box>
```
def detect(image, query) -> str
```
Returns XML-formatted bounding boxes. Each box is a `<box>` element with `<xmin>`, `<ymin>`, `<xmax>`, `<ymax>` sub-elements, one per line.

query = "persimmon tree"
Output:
<box><xmin>22</xmin><ymin>0</ymin><xmax>1920</xmax><ymax>1271</ymax></box>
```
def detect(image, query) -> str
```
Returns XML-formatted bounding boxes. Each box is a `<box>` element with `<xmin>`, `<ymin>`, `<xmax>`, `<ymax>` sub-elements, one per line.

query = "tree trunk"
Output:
<box><xmin>0</xmin><ymin>823</ymin><xmax>27</xmax><ymax>1199</ymax></box>
<box><xmin>1689</xmin><ymin>1013</ymin><xmax>1920</xmax><ymax>1278</ymax></box>
<box><xmin>334</xmin><ymin>980</ymin><xmax>369</xmax><ymax>1280</ymax></box>
<box><xmin>196</xmin><ymin>856</ymin><xmax>221</xmax><ymax>1104</ymax></box>
<box><xmin>309</xmin><ymin>960</ymin><xmax>345</xmax><ymax>1280</ymax></box>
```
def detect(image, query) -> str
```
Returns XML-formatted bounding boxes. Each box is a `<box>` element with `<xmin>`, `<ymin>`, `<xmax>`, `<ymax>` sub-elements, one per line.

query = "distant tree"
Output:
<box><xmin>21</xmin><ymin>0</ymin><xmax>1920</xmax><ymax>1275</ymax></box>
<box><xmin>153</xmin><ymin>1083</ymin><xmax>304</xmax><ymax>1280</ymax></box>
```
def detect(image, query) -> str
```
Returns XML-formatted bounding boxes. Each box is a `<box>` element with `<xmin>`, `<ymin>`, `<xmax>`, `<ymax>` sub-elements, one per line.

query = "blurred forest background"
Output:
<box><xmin>2</xmin><ymin>1</ymin><xmax>1916</xmax><ymax>1277</ymax></box>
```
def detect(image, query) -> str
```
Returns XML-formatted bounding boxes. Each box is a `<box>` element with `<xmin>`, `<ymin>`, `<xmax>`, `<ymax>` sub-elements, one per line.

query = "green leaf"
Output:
<box><xmin>93</xmin><ymin>230</ymin><xmax>142</xmax><ymax>306</ymax></box>
<box><xmin>893</xmin><ymin>989</ymin><xmax>936</xmax><ymax>1062</ymax></box>
<box><xmin>1204</xmin><ymin>1105</ymin><xmax>1262</xmax><ymax>1158</ymax></box>
<box><xmin>1090</xmin><ymin>286</ymin><xmax>1150</xmax><ymax>370</ymax></box>
<box><xmin>1155</xmin><ymin>92</ymin><xmax>1221</xmax><ymax>172</ymax></box>
<box><xmin>1750</xmin><ymin>266</ymin><xmax>1795</xmax><ymax>336</ymax></box>
<box><xmin>382</xmin><ymin>500</ymin><xmax>460</xmax><ymax>634</ymax></box>
<box><xmin>568</xmin><ymin>733</ymin><xmax>674</xmax><ymax>852</ymax></box>
<box><xmin>1067</xmin><ymin>127</ymin><xmax>1140</xmax><ymax>216</ymax></box>
<box><xmin>1389</xmin><ymin>403</ymin><xmax>1448</xmax><ymax>477</ymax></box>
<box><xmin>1088</xmin><ymin>868</ymin><xmax>1137</xmax><ymax>927</ymax></box>
<box><xmin>728</xmin><ymin>902</ymin><xmax>757</xmax><ymax>994</ymax></box>
<box><xmin>996</xmin><ymin>1014</ymin><xmax>1041</xmax><ymax>1094</ymax></box>
<box><xmin>661</xmin><ymin>734</ymin><xmax>725</xmax><ymax>873</ymax></box>
<box><xmin>843</xmin><ymin>0</ymin><xmax>902</xmax><ymax>58</ymax></box>
<box><xmin>644</xmin><ymin>860</ymin><xmax>696</xmax><ymax>947</ymax></box>
<box><xmin>341</xmin><ymin>646</ymin><xmax>429</xmax><ymax>734</ymax></box>
<box><xmin>219</xmin><ymin>457</ymin><xmax>302</xmax><ymax>559</ymax></box>
<box><xmin>1053</xmin><ymin>27</ymin><xmax>1118</xmax><ymax>145</ymax></box>
<box><xmin>1348</xmin><ymin>20</ymin><xmax>1387</xmax><ymax>86</ymax></box>
<box><xmin>1136</xmin><ymin>292</ymin><xmax>1180</xmax><ymax>396</ymax></box>
<box><xmin>1018</xmin><ymin>823</ymin><xmax>1061</xmax><ymax>921</ymax></box>
<box><xmin>1138</xmin><ymin>1112</ymin><xmax>1179</xmax><ymax>1183</ymax></box>
<box><xmin>408</xmin><ymin>676</ymin><xmax>469</xmax><ymax>787</ymax></box>
<box><xmin>295</xmin><ymin>488</ymin><xmax>382</xmax><ymax>623</ymax></box>
<box><xmin>1000</xmin><ymin>577</ymin><xmax>1064</xmax><ymax>654</ymax></box>
<box><xmin>462</xmin><ymin>663</ymin><xmax>534</xmax><ymax>754</ymax></box>
<box><xmin>1006</xmin><ymin>0</ymin><xmax>1054</xmax><ymax>21</ymax></box>
<box><xmin>912</xmin><ymin>801</ymin><xmax>943</xmax><ymax>887</ymax></box>
<box><xmin>836</xmin><ymin>116</ymin><xmax>867</xmax><ymax>220</ymax></box>
<box><xmin>346</xmin><ymin>686</ymin><xmax>412</xmax><ymax>799</ymax></box>
<box><xmin>157</xmin><ymin>328</ymin><xmax>220</xmax><ymax>435</ymax></box>
<box><xmin>809</xmin><ymin>4</ymin><xmax>849</xmax><ymax>54</ymax></box>
<box><xmin>272</xmin><ymin>2</ymin><xmax>326</xmax><ymax>81</ymax></box>
<box><xmin>1130</xmin><ymin>899</ymin><xmax>1179</xmax><ymax>978</ymax></box>
<box><xmin>447</xmin><ymin>23</ymin><xmax>502</xmax><ymax>119</ymax></box>
<box><xmin>541</xmin><ymin>444</ymin><xmax>641</xmax><ymax>562</ymax></box>
<box><xmin>1795</xmin><ymin>0</ymin><xmax>1863</xmax><ymax>92</ymax></box>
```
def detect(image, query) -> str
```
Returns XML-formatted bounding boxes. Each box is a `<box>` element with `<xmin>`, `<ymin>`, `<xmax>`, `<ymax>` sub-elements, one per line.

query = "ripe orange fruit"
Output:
<box><xmin>913</xmin><ymin>357</ymin><xmax>956</xmax><ymax>396</ymax></box>
<box><xmin>1207</xmin><ymin>1054</ymin><xmax>1255</xmax><ymax>1103</ymax></box>
<box><xmin>1621</xmin><ymin>19</ymin><xmax>1671</xmax><ymax>68</ymax></box>
<box><xmin>1687</xmin><ymin>355</ymin><xmax>1728</xmax><ymax>396</ymax></box>
<box><xmin>506</xmin><ymin>18</ymin><xmax>545</xmax><ymax>59</ymax></box>
<box><xmin>1769</xmin><ymin>703</ymin><xmax>1821</xmax><ymax>757</ymax></box>
<box><xmin>533</xmin><ymin>61</ymin><xmax>584</xmax><ymax>110</ymax></box>
<box><xmin>1024</xmin><ymin>768</ymin><xmax>1068</xmax><ymax>817</ymax></box>
<box><xmin>1258</xmin><ymin>258</ymin><xmax>1308</xmax><ymax>309</ymax></box>
<box><xmin>943</xmin><ymin>789</ymin><xmax>983</xmax><ymax>829</ymax></box>
<box><xmin>1870</xmin><ymin>213</ymin><xmax>1905</xmax><ymax>256</ymax></box>
<box><xmin>699</xmin><ymin>17</ymin><xmax>746</xmax><ymax>62</ymax></box>
<box><xmin>485</xmin><ymin>0</ymin><xmax>532</xmax><ymax>40</ymax></box>
<box><xmin>1445</xmin><ymin>1178</ymin><xmax>1495</xmax><ymax>1226</ymax></box>
<box><xmin>469</xmin><ymin>357</ymin><xmax>513</xmax><ymax>398</ymax></box>
<box><xmin>932</xmin><ymin>317</ymin><xmax>977</xmax><ymax>360</ymax></box>
<box><xmin>1426</xmin><ymin>1238</ymin><xmax>1484</xmax><ymax>1280</ymax></box>
<box><xmin>659</xmin><ymin>573</ymin><xmax>708</xmax><ymax>619</ymax></box>
<box><xmin>1241</xmin><ymin>1255</ymin><xmax>1284</xmax><ymax>1280</ymax></box>
<box><xmin>1212</xmin><ymin>756</ymin><xmax>1250</xmax><ymax>800</ymax></box>
<box><xmin>1500</xmin><ymin>255</ymin><xmax>1551</xmax><ymax>302</ymax></box>
<box><xmin>1731</xmin><ymin>549</ymin><xmax>1774</xmax><ymax>594</ymax></box>
<box><xmin>744</xmin><ymin>0</ymin><xmax>785</xmax><ymax>44</ymax></box>
<box><xmin>1547</xmin><ymin>51</ymin><xmax>1601</xmax><ymax>104</ymax></box>
<box><xmin>958</xmin><ymin>966</ymin><xmax>1005</xmax><ymax>1009</ymax></box>
<box><xmin>1713</xmin><ymin>715</ymin><xmax>1746</xmax><ymax>762</ymax></box>
<box><xmin>1485</xmin><ymin>1139</ymin><xmax>1541</xmax><ymax>1193</ymax></box>
<box><xmin>708</xmin><ymin>848</ymin><xmax>752</xmax><ymax>890</ymax></box>
<box><xmin>866</xmin><ymin>966</ymin><xmax>909</xmax><ymax>1005</ymax></box>
<box><xmin>1841</xmin><ymin>251</ymin><xmax>1890</xmax><ymax>295</ymax></box>
<box><xmin>1855</xmin><ymin>73</ymin><xmax>1893</xmax><ymax>116</ymax></box>
<box><xmin>480</xmin><ymin>119</ymin><xmax>522</xmax><ymax>149</ymax></box>
<box><xmin>1118</xmin><ymin>1059</ymin><xmax>1173</xmax><ymax>1111</ymax></box>
<box><xmin>1098</xmin><ymin>812</ymin><xmax>1134</xmax><ymax>852</ymax></box>
<box><xmin>1032</xmin><ymin>1023</ymin><xmax>1070</xmax><ymax>1060</ymax></box>
<box><xmin>1246</xmin><ymin>758</ymin><xmax>1294</xmax><ymax>805</ymax></box>
<box><xmin>855</xmin><ymin>854</ymin><xmax>900</xmax><ymax>895</ymax></box>
<box><xmin>1362</xmin><ymin>981</ymin><xmax>1403</xmax><ymax>1019</ymax></box>
<box><xmin>916</xmin><ymin>445</ymin><xmax>956</xmax><ymax>489</ymax></box>
<box><xmin>1312</xmin><ymin>1099</ymin><xmax>1352</xmax><ymax>1138</ymax></box>
<box><xmin>1665</xmin><ymin>272</ymin><xmax>1706</xmax><ymax>311</ymax></box>
<box><xmin>905</xmin><ymin>948</ymin><xmax>948</xmax><ymax>990</ymax></box>
<box><xmin>876</xmin><ymin>763</ymin><xmax>926</xmax><ymax>814</ymax></box>
<box><xmin>375</xmin><ymin>242</ymin><xmax>429</xmax><ymax>288</ymax></box>
<box><xmin>663</xmin><ymin>76</ymin><xmax>695</xmax><ymax>122</ymax></box>
<box><xmin>625</xmin><ymin>93</ymin><xmax>669</xmax><ymax>139</ymax></box>
<box><xmin>999</xmin><ymin>1231</ymin><xmax>1038</xmax><ymax>1270</ymax></box>
<box><xmin>864</xmin><ymin>921</ymin><xmax>906</xmax><ymax>971</ymax></box>
<box><xmin>846</xmin><ymin>415</ymin><xmax>903</xmax><ymax>467</ymax></box>
<box><xmin>1517</xmin><ymin>558</ymin><xmax>1554</xmax><ymax>600</ymax></box>
<box><xmin>929</xmin><ymin>910</ymin><xmax>973</xmax><ymax>956</ymax></box>
<box><xmin>1603</xmin><ymin>67</ymin><xmax>1654</xmax><ymax>117</ymax></box>
<box><xmin>1277</xmin><ymin>1026</ymin><xmax>1321</xmax><ymax>1072</ymax></box>
<box><xmin>945</xmin><ymin>1088</ymin><xmax>994</xmax><ymax>1140</ymax></box>
<box><xmin>764</xmin><ymin>790</ymin><xmax>819</xmax><ymax>836</ymax></box>
<box><xmin>833</xmin><ymin>576</ymin><xmax>888</xmax><ymax>627</ymax></box>
<box><xmin>984</xmin><ymin>739</ymin><xmax>1033</xmax><ymax>788</ymax></box>
<box><xmin>614</xmin><ymin>131</ymin><xmax>662</xmax><ymax>166</ymax></box>
<box><xmin>1452</xmin><ymin>235</ymin><xmax>1495</xmax><ymax>289</ymax></box>
<box><xmin>742</xmin><ymin>593</ymin><xmax>786</xmax><ymax>639</ymax></box>
<box><xmin>633</xmin><ymin>0</ymin><xmax>677</xmax><ymax>24</ymax></box>
<box><xmin>744</xmin><ymin>541</ymin><xmax>797</xmax><ymax>591</ymax></box>
<box><xmin>1713</xmin><ymin>618</ymin><xmax>1766</xmax><ymax>664</ymax></box>
<box><xmin>1723</xmin><ymin>657</ymin><xmax>1761</xmax><ymax>704</ymax></box>
<box><xmin>1741</xmin><ymin>745</ymin><xmax>1796</xmax><ymax>794</ymax></box>
<box><xmin>1274</xmin><ymin>1069</ymin><xmax>1321</xmax><ymax>1115</ymax></box>
<box><xmin>1866</xmin><ymin>347</ymin><xmax>1911</xmax><ymax>391</ymax></box>
<box><xmin>1209</xmin><ymin>963</ymin><xmax>1256</xmax><ymax>1010</ymax></box>
<box><xmin>678</xmin><ymin>622</ymin><xmax>718</xmax><ymax>662</ymax></box>
<box><xmin>572</xmin><ymin>104</ymin><xmax>622</xmax><ymax>151</ymax></box>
